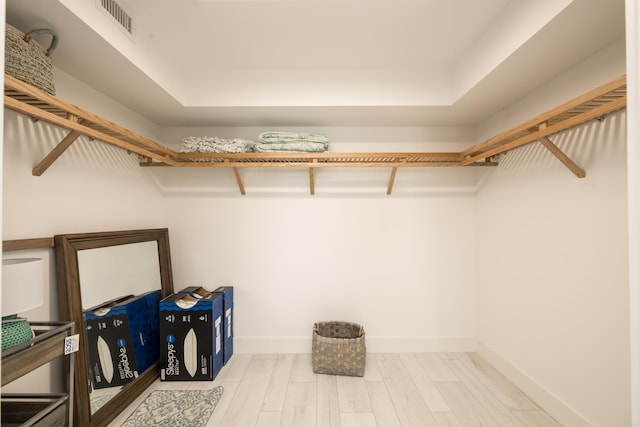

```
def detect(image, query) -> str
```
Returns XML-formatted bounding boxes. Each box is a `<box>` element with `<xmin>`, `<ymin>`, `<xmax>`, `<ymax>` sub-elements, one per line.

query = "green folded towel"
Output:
<box><xmin>256</xmin><ymin>141</ymin><xmax>328</xmax><ymax>152</ymax></box>
<box><xmin>258</xmin><ymin>132</ymin><xmax>329</xmax><ymax>144</ymax></box>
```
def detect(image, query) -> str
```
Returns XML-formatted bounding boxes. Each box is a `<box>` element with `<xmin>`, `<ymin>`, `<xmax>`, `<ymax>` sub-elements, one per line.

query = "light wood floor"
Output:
<box><xmin>108</xmin><ymin>352</ymin><xmax>562</xmax><ymax>426</ymax></box>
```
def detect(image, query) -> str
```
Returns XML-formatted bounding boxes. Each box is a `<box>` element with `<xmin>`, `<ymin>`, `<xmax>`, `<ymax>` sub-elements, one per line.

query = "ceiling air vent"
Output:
<box><xmin>96</xmin><ymin>0</ymin><xmax>135</xmax><ymax>39</ymax></box>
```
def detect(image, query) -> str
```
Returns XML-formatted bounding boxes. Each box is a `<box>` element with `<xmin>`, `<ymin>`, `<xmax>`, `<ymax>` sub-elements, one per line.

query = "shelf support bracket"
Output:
<box><xmin>33</xmin><ymin>129</ymin><xmax>82</xmax><ymax>176</ymax></box>
<box><xmin>309</xmin><ymin>159</ymin><xmax>317</xmax><ymax>195</ymax></box>
<box><xmin>387</xmin><ymin>167</ymin><xmax>398</xmax><ymax>195</ymax></box>
<box><xmin>387</xmin><ymin>159</ymin><xmax>406</xmax><ymax>195</ymax></box>
<box><xmin>231</xmin><ymin>166</ymin><xmax>246</xmax><ymax>195</ymax></box>
<box><xmin>537</xmin><ymin>124</ymin><xmax>586</xmax><ymax>178</ymax></box>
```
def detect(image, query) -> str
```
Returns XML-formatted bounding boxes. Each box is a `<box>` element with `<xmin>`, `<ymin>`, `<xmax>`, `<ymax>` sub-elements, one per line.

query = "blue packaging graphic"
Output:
<box><xmin>121</xmin><ymin>290</ymin><xmax>162</xmax><ymax>373</ymax></box>
<box><xmin>143</xmin><ymin>290</ymin><xmax>161</xmax><ymax>358</ymax></box>
<box><xmin>213</xmin><ymin>286</ymin><xmax>234</xmax><ymax>364</ymax></box>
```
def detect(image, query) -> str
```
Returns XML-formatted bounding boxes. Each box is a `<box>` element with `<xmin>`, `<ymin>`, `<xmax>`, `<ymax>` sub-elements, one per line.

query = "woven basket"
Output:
<box><xmin>312</xmin><ymin>321</ymin><xmax>366</xmax><ymax>377</ymax></box>
<box><xmin>5</xmin><ymin>24</ymin><xmax>58</xmax><ymax>95</ymax></box>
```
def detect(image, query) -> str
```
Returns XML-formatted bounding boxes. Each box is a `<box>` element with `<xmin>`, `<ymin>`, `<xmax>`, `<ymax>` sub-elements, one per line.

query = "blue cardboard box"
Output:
<box><xmin>142</xmin><ymin>290</ymin><xmax>161</xmax><ymax>347</ymax></box>
<box><xmin>126</xmin><ymin>290</ymin><xmax>162</xmax><ymax>372</ymax></box>
<box><xmin>84</xmin><ymin>291</ymin><xmax>161</xmax><ymax>390</ymax></box>
<box><xmin>213</xmin><ymin>286</ymin><xmax>234</xmax><ymax>365</ymax></box>
<box><xmin>83</xmin><ymin>295</ymin><xmax>138</xmax><ymax>389</ymax></box>
<box><xmin>159</xmin><ymin>292</ymin><xmax>223</xmax><ymax>381</ymax></box>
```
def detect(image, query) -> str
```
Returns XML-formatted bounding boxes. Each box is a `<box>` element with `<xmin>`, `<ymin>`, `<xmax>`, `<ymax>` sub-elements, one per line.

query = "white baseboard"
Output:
<box><xmin>234</xmin><ymin>336</ymin><xmax>477</xmax><ymax>354</ymax></box>
<box><xmin>235</xmin><ymin>337</ymin><xmax>311</xmax><ymax>354</ymax></box>
<box><xmin>477</xmin><ymin>341</ymin><xmax>593</xmax><ymax>427</ymax></box>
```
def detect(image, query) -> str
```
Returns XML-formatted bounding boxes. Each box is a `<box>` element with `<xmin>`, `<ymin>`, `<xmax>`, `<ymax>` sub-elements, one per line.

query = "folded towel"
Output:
<box><xmin>258</xmin><ymin>132</ymin><xmax>329</xmax><ymax>144</ymax></box>
<box><xmin>256</xmin><ymin>141</ymin><xmax>328</xmax><ymax>153</ymax></box>
<box><xmin>181</xmin><ymin>136</ymin><xmax>257</xmax><ymax>154</ymax></box>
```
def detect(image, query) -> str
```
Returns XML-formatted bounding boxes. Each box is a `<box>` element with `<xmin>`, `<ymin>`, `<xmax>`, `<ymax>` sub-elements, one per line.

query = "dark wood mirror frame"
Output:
<box><xmin>54</xmin><ymin>228</ymin><xmax>174</xmax><ymax>427</ymax></box>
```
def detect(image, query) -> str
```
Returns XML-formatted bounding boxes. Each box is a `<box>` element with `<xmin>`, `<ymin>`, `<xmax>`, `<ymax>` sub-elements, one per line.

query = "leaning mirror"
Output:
<box><xmin>55</xmin><ymin>228</ymin><xmax>174</xmax><ymax>427</ymax></box>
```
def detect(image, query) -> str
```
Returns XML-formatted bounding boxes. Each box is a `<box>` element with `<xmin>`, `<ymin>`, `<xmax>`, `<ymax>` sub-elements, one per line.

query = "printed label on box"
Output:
<box><xmin>215</xmin><ymin>316</ymin><xmax>221</xmax><ymax>355</ymax></box>
<box><xmin>64</xmin><ymin>334</ymin><xmax>80</xmax><ymax>355</ymax></box>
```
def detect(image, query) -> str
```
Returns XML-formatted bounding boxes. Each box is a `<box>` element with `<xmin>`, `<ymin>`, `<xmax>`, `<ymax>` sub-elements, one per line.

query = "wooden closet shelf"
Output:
<box><xmin>148</xmin><ymin>151</ymin><xmax>494</xmax><ymax>168</ymax></box>
<box><xmin>3</xmin><ymin>74</ymin><xmax>627</xmax><ymax>191</ymax></box>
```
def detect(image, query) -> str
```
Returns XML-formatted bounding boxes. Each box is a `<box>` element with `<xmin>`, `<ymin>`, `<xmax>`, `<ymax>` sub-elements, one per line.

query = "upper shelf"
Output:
<box><xmin>3</xmin><ymin>74</ymin><xmax>627</xmax><ymax>193</ymax></box>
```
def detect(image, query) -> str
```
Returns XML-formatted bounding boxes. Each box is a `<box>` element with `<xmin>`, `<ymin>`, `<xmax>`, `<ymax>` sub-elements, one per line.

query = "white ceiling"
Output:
<box><xmin>5</xmin><ymin>0</ymin><xmax>626</xmax><ymax>127</ymax></box>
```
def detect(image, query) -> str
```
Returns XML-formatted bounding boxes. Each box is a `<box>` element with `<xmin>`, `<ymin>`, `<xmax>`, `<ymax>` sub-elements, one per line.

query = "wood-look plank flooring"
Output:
<box><xmin>108</xmin><ymin>352</ymin><xmax>562</xmax><ymax>426</ymax></box>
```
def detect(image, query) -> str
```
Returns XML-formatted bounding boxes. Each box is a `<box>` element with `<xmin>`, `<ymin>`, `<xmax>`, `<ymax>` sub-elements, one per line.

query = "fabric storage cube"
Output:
<box><xmin>312</xmin><ymin>321</ymin><xmax>366</xmax><ymax>377</ymax></box>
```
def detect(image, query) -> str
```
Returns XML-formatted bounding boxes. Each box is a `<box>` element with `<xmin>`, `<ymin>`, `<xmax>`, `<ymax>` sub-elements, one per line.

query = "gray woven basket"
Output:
<box><xmin>5</xmin><ymin>24</ymin><xmax>58</xmax><ymax>95</ymax></box>
<box><xmin>312</xmin><ymin>321</ymin><xmax>366</xmax><ymax>377</ymax></box>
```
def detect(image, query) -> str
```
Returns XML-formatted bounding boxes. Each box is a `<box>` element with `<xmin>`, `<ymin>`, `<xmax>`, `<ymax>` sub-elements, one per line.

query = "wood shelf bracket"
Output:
<box><xmin>387</xmin><ymin>166</ymin><xmax>398</xmax><ymax>195</ymax></box>
<box><xmin>538</xmin><ymin>136</ymin><xmax>586</xmax><ymax>178</ymax></box>
<box><xmin>231</xmin><ymin>166</ymin><xmax>246</xmax><ymax>195</ymax></box>
<box><xmin>309</xmin><ymin>159</ymin><xmax>318</xmax><ymax>195</ymax></box>
<box><xmin>309</xmin><ymin>167</ymin><xmax>315</xmax><ymax>195</ymax></box>
<box><xmin>32</xmin><ymin>130</ymin><xmax>82</xmax><ymax>176</ymax></box>
<box><xmin>537</xmin><ymin>123</ymin><xmax>586</xmax><ymax>178</ymax></box>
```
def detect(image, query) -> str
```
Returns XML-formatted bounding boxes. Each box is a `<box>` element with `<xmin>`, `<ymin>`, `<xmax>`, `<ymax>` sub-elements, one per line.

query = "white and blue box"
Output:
<box><xmin>213</xmin><ymin>286</ymin><xmax>234</xmax><ymax>365</ymax></box>
<box><xmin>159</xmin><ymin>292</ymin><xmax>223</xmax><ymax>381</ymax></box>
<box><xmin>84</xmin><ymin>290</ymin><xmax>161</xmax><ymax>390</ymax></box>
<box><xmin>83</xmin><ymin>295</ymin><xmax>138</xmax><ymax>389</ymax></box>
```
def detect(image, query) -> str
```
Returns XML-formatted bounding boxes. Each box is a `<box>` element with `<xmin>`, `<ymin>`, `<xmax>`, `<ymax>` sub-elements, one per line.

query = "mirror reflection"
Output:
<box><xmin>78</xmin><ymin>241</ymin><xmax>162</xmax><ymax>414</ymax></box>
<box><xmin>79</xmin><ymin>241</ymin><xmax>160</xmax><ymax>309</ymax></box>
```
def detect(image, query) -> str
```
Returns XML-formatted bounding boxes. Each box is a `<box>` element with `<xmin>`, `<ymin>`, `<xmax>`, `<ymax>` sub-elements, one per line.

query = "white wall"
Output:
<box><xmin>625</xmin><ymin>1</ymin><xmax>640</xmax><ymax>425</ymax></box>
<box><xmin>165</xmin><ymin>192</ymin><xmax>479</xmax><ymax>353</ymax></box>
<box><xmin>156</xmin><ymin>126</ymin><xmax>484</xmax><ymax>353</ymax></box>
<box><xmin>476</xmin><ymin>107</ymin><xmax>629</xmax><ymax>424</ymax></box>
<box><xmin>473</xmin><ymin>39</ymin><xmax>629</xmax><ymax>426</ymax></box>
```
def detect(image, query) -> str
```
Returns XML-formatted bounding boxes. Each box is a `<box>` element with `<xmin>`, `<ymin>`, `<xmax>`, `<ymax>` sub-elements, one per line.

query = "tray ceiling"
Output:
<box><xmin>5</xmin><ymin>0</ymin><xmax>626</xmax><ymax>127</ymax></box>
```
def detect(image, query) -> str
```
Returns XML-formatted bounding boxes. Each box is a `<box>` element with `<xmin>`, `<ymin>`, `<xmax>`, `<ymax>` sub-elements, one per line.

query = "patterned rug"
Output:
<box><xmin>121</xmin><ymin>386</ymin><xmax>224</xmax><ymax>427</ymax></box>
<box><xmin>90</xmin><ymin>389</ymin><xmax>120</xmax><ymax>413</ymax></box>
